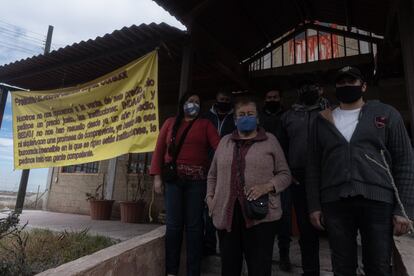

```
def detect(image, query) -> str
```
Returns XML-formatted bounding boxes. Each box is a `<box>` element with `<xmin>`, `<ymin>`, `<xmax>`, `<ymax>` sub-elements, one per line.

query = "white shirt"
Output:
<box><xmin>332</xmin><ymin>107</ymin><xmax>361</xmax><ymax>142</ymax></box>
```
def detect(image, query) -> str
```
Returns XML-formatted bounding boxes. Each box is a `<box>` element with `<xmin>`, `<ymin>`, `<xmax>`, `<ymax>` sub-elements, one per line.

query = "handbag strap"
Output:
<box><xmin>171</xmin><ymin>119</ymin><xmax>196</xmax><ymax>163</ymax></box>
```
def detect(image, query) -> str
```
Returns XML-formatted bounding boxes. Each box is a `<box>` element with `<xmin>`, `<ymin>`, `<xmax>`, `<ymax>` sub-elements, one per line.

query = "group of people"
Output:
<box><xmin>150</xmin><ymin>66</ymin><xmax>414</xmax><ymax>276</ymax></box>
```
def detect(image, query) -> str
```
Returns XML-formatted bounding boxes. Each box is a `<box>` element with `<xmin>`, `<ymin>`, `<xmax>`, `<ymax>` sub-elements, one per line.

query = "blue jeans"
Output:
<box><xmin>322</xmin><ymin>197</ymin><xmax>393</xmax><ymax>276</ymax></box>
<box><xmin>165</xmin><ymin>179</ymin><xmax>206</xmax><ymax>276</ymax></box>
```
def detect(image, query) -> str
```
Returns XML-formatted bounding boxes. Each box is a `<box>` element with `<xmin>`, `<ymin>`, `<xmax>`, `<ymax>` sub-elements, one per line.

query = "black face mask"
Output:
<box><xmin>264</xmin><ymin>101</ymin><xmax>281</xmax><ymax>113</ymax></box>
<box><xmin>336</xmin><ymin>86</ymin><xmax>363</xmax><ymax>104</ymax></box>
<box><xmin>216</xmin><ymin>102</ymin><xmax>232</xmax><ymax>113</ymax></box>
<box><xmin>300</xmin><ymin>89</ymin><xmax>320</xmax><ymax>106</ymax></box>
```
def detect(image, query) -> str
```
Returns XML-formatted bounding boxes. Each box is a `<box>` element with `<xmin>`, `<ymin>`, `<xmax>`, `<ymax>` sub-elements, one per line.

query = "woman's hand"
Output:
<box><xmin>245</xmin><ymin>184</ymin><xmax>273</xmax><ymax>201</ymax></box>
<box><xmin>206</xmin><ymin>196</ymin><xmax>214</xmax><ymax>216</ymax></box>
<box><xmin>153</xmin><ymin>175</ymin><xmax>164</xmax><ymax>195</ymax></box>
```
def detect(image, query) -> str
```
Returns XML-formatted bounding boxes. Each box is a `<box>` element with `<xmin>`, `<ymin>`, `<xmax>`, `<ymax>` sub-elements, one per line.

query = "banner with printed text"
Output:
<box><xmin>12</xmin><ymin>50</ymin><xmax>158</xmax><ymax>170</ymax></box>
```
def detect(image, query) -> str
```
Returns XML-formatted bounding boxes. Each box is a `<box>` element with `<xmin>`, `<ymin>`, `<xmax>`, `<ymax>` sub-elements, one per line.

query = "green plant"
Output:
<box><xmin>0</xmin><ymin>212</ymin><xmax>19</xmax><ymax>239</ymax></box>
<box><xmin>131</xmin><ymin>154</ymin><xmax>150</xmax><ymax>202</ymax></box>
<box><xmin>125</xmin><ymin>154</ymin><xmax>149</xmax><ymax>202</ymax></box>
<box><xmin>86</xmin><ymin>173</ymin><xmax>105</xmax><ymax>201</ymax></box>
<box><xmin>0</xmin><ymin>227</ymin><xmax>116</xmax><ymax>275</ymax></box>
<box><xmin>0</xmin><ymin>212</ymin><xmax>32</xmax><ymax>276</ymax></box>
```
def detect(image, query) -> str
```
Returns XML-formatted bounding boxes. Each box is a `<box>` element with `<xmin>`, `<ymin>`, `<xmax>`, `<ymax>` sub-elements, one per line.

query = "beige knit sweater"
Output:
<box><xmin>207</xmin><ymin>132</ymin><xmax>291</xmax><ymax>231</ymax></box>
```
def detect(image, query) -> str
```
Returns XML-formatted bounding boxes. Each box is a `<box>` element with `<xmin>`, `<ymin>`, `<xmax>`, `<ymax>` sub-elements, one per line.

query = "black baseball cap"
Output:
<box><xmin>335</xmin><ymin>66</ymin><xmax>364</xmax><ymax>82</ymax></box>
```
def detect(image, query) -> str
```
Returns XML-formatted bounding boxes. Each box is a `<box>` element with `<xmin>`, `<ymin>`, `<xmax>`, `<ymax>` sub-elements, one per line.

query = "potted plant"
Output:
<box><xmin>119</xmin><ymin>154</ymin><xmax>148</xmax><ymax>223</ymax></box>
<box><xmin>86</xmin><ymin>173</ymin><xmax>115</xmax><ymax>220</ymax></box>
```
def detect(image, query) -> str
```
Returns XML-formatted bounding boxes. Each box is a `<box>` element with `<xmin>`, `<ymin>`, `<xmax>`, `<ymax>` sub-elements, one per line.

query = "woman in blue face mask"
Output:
<box><xmin>150</xmin><ymin>92</ymin><xmax>220</xmax><ymax>276</ymax></box>
<box><xmin>206</xmin><ymin>97</ymin><xmax>291</xmax><ymax>276</ymax></box>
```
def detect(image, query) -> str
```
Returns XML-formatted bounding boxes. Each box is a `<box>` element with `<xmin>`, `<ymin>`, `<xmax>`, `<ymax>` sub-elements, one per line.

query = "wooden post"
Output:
<box><xmin>0</xmin><ymin>86</ymin><xmax>8</xmax><ymax>129</ymax></box>
<box><xmin>16</xmin><ymin>25</ymin><xmax>54</xmax><ymax>213</ymax></box>
<box><xmin>105</xmin><ymin>158</ymin><xmax>117</xmax><ymax>200</ymax></box>
<box><xmin>179</xmin><ymin>36</ymin><xmax>194</xmax><ymax>99</ymax></box>
<box><xmin>44</xmin><ymin>25</ymin><xmax>54</xmax><ymax>54</ymax></box>
<box><xmin>398</xmin><ymin>0</ymin><xmax>414</xmax><ymax>139</ymax></box>
<box><xmin>15</xmin><ymin>170</ymin><xmax>30</xmax><ymax>213</ymax></box>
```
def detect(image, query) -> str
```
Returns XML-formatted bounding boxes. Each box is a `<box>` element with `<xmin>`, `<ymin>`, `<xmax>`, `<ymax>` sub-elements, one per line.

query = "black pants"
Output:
<box><xmin>322</xmin><ymin>197</ymin><xmax>394</xmax><ymax>276</ymax></box>
<box><xmin>277</xmin><ymin>186</ymin><xmax>292</xmax><ymax>253</ymax></box>
<box><xmin>218</xmin><ymin>202</ymin><xmax>277</xmax><ymax>276</ymax></box>
<box><xmin>203</xmin><ymin>205</ymin><xmax>217</xmax><ymax>255</ymax></box>
<box><xmin>292</xmin><ymin>175</ymin><xmax>320</xmax><ymax>275</ymax></box>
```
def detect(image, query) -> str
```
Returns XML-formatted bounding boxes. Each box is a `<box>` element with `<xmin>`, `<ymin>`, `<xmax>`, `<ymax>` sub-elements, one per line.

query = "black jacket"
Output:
<box><xmin>259</xmin><ymin>108</ymin><xmax>284</xmax><ymax>140</ymax></box>
<box><xmin>277</xmin><ymin>98</ymin><xmax>329</xmax><ymax>175</ymax></box>
<box><xmin>203</xmin><ymin>106</ymin><xmax>235</xmax><ymax>137</ymax></box>
<box><xmin>306</xmin><ymin>101</ymin><xmax>414</xmax><ymax>219</ymax></box>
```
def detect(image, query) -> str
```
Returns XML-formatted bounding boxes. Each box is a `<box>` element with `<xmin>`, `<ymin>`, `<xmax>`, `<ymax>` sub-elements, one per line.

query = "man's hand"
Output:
<box><xmin>246</xmin><ymin>184</ymin><xmax>273</xmax><ymax>201</ymax></box>
<box><xmin>310</xmin><ymin>211</ymin><xmax>325</xmax><ymax>231</ymax></box>
<box><xmin>153</xmin><ymin>175</ymin><xmax>164</xmax><ymax>195</ymax></box>
<box><xmin>393</xmin><ymin>215</ymin><xmax>413</xmax><ymax>236</ymax></box>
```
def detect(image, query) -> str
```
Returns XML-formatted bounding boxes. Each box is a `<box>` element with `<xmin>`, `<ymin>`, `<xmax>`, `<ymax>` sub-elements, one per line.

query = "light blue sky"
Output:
<box><xmin>0</xmin><ymin>0</ymin><xmax>184</xmax><ymax>192</ymax></box>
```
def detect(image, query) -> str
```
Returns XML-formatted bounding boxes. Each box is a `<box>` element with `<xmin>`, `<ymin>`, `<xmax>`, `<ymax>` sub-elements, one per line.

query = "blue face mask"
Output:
<box><xmin>236</xmin><ymin>116</ymin><xmax>257</xmax><ymax>132</ymax></box>
<box><xmin>183</xmin><ymin>102</ymin><xmax>200</xmax><ymax>116</ymax></box>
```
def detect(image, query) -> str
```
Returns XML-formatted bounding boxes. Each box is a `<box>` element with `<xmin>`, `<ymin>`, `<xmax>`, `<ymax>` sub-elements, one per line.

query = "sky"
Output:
<box><xmin>0</xmin><ymin>0</ymin><xmax>184</xmax><ymax>192</ymax></box>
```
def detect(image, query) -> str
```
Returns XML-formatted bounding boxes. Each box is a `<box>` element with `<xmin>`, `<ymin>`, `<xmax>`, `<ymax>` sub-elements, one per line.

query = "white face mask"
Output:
<box><xmin>183</xmin><ymin>102</ymin><xmax>200</xmax><ymax>116</ymax></box>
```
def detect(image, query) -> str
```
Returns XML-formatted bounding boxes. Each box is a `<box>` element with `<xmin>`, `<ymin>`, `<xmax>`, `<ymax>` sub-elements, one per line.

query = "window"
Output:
<box><xmin>307</xmin><ymin>29</ymin><xmax>318</xmax><ymax>62</ymax></box>
<box><xmin>295</xmin><ymin>32</ymin><xmax>306</xmax><ymax>64</ymax></box>
<box><xmin>318</xmin><ymin>31</ymin><xmax>332</xmax><ymax>60</ymax></box>
<box><xmin>283</xmin><ymin>41</ymin><xmax>294</xmax><ymax>66</ymax></box>
<box><xmin>61</xmin><ymin>162</ymin><xmax>99</xmax><ymax>173</ymax></box>
<box><xmin>128</xmin><ymin>153</ymin><xmax>152</xmax><ymax>174</ymax></box>
<box><xmin>333</xmin><ymin>35</ymin><xmax>345</xmax><ymax>58</ymax></box>
<box><xmin>345</xmin><ymin>37</ymin><xmax>359</xmax><ymax>56</ymax></box>
<box><xmin>249</xmin><ymin>23</ymin><xmax>381</xmax><ymax>71</ymax></box>
<box><xmin>262</xmin><ymin>53</ymin><xmax>271</xmax><ymax>69</ymax></box>
<box><xmin>272</xmin><ymin>46</ymin><xmax>283</xmax><ymax>67</ymax></box>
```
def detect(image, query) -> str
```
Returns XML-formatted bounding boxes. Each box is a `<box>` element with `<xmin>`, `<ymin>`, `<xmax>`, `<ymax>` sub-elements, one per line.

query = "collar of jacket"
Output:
<box><xmin>210</xmin><ymin>105</ymin><xmax>234</xmax><ymax>117</ymax></box>
<box><xmin>292</xmin><ymin>97</ymin><xmax>330</xmax><ymax>112</ymax></box>
<box><xmin>319</xmin><ymin>100</ymin><xmax>376</xmax><ymax>123</ymax></box>
<box><xmin>231</xmin><ymin>127</ymin><xmax>268</xmax><ymax>142</ymax></box>
<box><xmin>262</xmin><ymin>107</ymin><xmax>284</xmax><ymax>116</ymax></box>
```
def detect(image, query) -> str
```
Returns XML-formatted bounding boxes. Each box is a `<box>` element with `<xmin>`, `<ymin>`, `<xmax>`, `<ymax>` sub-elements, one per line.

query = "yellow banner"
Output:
<box><xmin>12</xmin><ymin>50</ymin><xmax>159</xmax><ymax>170</ymax></box>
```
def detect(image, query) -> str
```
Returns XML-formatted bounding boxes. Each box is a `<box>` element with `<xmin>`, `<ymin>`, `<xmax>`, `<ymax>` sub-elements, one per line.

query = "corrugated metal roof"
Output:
<box><xmin>154</xmin><ymin>0</ymin><xmax>391</xmax><ymax>61</ymax></box>
<box><xmin>0</xmin><ymin>23</ymin><xmax>187</xmax><ymax>91</ymax></box>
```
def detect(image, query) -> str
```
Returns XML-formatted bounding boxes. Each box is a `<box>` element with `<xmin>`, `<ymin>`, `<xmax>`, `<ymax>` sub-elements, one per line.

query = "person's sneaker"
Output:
<box><xmin>279</xmin><ymin>253</ymin><xmax>292</xmax><ymax>272</ymax></box>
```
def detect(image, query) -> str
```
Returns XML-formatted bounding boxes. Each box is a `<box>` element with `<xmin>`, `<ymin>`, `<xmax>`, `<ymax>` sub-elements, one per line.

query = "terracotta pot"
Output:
<box><xmin>89</xmin><ymin>199</ymin><xmax>115</xmax><ymax>220</ymax></box>
<box><xmin>119</xmin><ymin>201</ymin><xmax>146</xmax><ymax>223</ymax></box>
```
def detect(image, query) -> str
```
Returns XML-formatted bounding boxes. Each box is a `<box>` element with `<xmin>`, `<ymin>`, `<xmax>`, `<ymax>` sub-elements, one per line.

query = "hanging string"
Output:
<box><xmin>365</xmin><ymin>150</ymin><xmax>414</xmax><ymax>233</ymax></box>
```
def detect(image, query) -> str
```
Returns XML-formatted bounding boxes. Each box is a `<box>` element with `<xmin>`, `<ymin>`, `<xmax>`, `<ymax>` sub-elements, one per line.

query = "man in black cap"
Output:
<box><xmin>259</xmin><ymin>89</ymin><xmax>292</xmax><ymax>271</ymax></box>
<box><xmin>307</xmin><ymin>66</ymin><xmax>414</xmax><ymax>276</ymax></box>
<box><xmin>278</xmin><ymin>80</ymin><xmax>329</xmax><ymax>276</ymax></box>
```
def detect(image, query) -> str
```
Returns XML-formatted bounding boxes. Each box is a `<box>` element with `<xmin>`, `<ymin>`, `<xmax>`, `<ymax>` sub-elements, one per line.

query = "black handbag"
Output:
<box><xmin>236</xmin><ymin>142</ymin><xmax>269</xmax><ymax>220</ymax></box>
<box><xmin>161</xmin><ymin>119</ymin><xmax>196</xmax><ymax>182</ymax></box>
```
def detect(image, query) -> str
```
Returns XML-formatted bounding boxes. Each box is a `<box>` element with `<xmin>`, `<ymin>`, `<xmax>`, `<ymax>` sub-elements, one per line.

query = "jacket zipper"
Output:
<box><xmin>320</xmin><ymin>105</ymin><xmax>366</xmax><ymax>184</ymax></box>
<box><xmin>215</xmin><ymin>112</ymin><xmax>231</xmax><ymax>136</ymax></box>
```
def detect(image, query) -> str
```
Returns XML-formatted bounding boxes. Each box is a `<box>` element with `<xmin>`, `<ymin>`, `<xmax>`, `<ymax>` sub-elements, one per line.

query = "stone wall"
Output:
<box><xmin>36</xmin><ymin>226</ymin><xmax>167</xmax><ymax>276</ymax></box>
<box><xmin>46</xmin><ymin>161</ymin><xmax>109</xmax><ymax>215</ymax></box>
